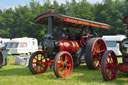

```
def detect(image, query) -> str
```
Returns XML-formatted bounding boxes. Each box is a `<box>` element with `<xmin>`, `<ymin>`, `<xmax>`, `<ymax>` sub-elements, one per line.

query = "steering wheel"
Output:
<box><xmin>80</xmin><ymin>27</ymin><xmax>95</xmax><ymax>46</ymax></box>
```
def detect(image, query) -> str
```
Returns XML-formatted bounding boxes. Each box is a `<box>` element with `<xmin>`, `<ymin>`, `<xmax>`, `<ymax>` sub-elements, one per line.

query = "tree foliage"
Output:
<box><xmin>0</xmin><ymin>0</ymin><xmax>127</xmax><ymax>41</ymax></box>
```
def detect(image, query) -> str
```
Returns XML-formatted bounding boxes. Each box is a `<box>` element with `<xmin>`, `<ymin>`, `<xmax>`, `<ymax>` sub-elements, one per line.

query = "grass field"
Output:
<box><xmin>0</xmin><ymin>56</ymin><xmax>128</xmax><ymax>85</ymax></box>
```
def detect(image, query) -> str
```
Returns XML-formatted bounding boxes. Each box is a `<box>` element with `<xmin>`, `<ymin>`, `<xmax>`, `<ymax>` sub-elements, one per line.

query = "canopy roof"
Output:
<box><xmin>34</xmin><ymin>13</ymin><xmax>110</xmax><ymax>29</ymax></box>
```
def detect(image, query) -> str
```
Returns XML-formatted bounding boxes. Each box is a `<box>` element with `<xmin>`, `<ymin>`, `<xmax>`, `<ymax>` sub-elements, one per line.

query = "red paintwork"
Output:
<box><xmin>59</xmin><ymin>40</ymin><xmax>80</xmax><ymax>53</ymax></box>
<box><xmin>93</xmin><ymin>39</ymin><xmax>107</xmax><ymax>70</ymax></box>
<box><xmin>31</xmin><ymin>52</ymin><xmax>48</xmax><ymax>74</ymax></box>
<box><xmin>56</xmin><ymin>52</ymin><xmax>73</xmax><ymax>78</ymax></box>
<box><xmin>119</xmin><ymin>64</ymin><xmax>128</xmax><ymax>73</ymax></box>
<box><xmin>41</xmin><ymin>60</ymin><xmax>54</xmax><ymax>68</ymax></box>
<box><xmin>64</xmin><ymin>18</ymin><xmax>110</xmax><ymax>29</ymax></box>
<box><xmin>104</xmin><ymin>51</ymin><xmax>118</xmax><ymax>80</ymax></box>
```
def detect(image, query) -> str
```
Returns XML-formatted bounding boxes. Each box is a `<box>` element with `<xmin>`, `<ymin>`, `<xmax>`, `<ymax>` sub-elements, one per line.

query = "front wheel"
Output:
<box><xmin>101</xmin><ymin>50</ymin><xmax>118</xmax><ymax>81</ymax></box>
<box><xmin>53</xmin><ymin>51</ymin><xmax>73</xmax><ymax>78</ymax></box>
<box><xmin>29</xmin><ymin>51</ymin><xmax>48</xmax><ymax>74</ymax></box>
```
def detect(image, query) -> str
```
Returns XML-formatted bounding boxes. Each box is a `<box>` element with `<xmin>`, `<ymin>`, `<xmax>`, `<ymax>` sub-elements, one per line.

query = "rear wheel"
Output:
<box><xmin>101</xmin><ymin>50</ymin><xmax>118</xmax><ymax>81</ymax></box>
<box><xmin>29</xmin><ymin>51</ymin><xmax>48</xmax><ymax>74</ymax></box>
<box><xmin>85</xmin><ymin>38</ymin><xmax>107</xmax><ymax>70</ymax></box>
<box><xmin>53</xmin><ymin>51</ymin><xmax>73</xmax><ymax>78</ymax></box>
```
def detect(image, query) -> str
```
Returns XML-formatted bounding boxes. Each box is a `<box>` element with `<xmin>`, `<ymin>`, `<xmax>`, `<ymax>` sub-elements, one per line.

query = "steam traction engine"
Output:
<box><xmin>29</xmin><ymin>8</ymin><xmax>110</xmax><ymax>78</ymax></box>
<box><xmin>101</xmin><ymin>0</ymin><xmax>128</xmax><ymax>81</ymax></box>
<box><xmin>101</xmin><ymin>16</ymin><xmax>128</xmax><ymax>81</ymax></box>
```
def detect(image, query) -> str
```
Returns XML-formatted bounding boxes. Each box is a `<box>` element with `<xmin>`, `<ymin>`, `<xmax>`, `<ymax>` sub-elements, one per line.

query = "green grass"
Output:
<box><xmin>0</xmin><ymin>56</ymin><xmax>128</xmax><ymax>85</ymax></box>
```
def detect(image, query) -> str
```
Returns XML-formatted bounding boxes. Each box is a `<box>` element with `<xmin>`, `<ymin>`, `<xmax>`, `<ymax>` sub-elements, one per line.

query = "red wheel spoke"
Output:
<box><xmin>57</xmin><ymin>60</ymin><xmax>61</xmax><ymax>67</ymax></box>
<box><xmin>40</xmin><ymin>66</ymin><xmax>42</xmax><ymax>71</ymax></box>
<box><xmin>106</xmin><ymin>69</ymin><xmax>111</xmax><ymax>75</ymax></box>
<box><xmin>94</xmin><ymin>47</ymin><xmax>99</xmax><ymax>52</ymax></box>
<box><xmin>59</xmin><ymin>57</ymin><xmax>64</xmax><ymax>63</ymax></box>
<box><xmin>96</xmin><ymin>44</ymin><xmax>100</xmax><ymax>50</ymax></box>
<box><xmin>64</xmin><ymin>68</ymin><xmax>68</xmax><ymax>73</ymax></box>
<box><xmin>33</xmin><ymin>65</ymin><xmax>37</xmax><ymax>69</ymax></box>
<box><xmin>109</xmin><ymin>57</ymin><xmax>113</xmax><ymax>63</ymax></box>
<box><xmin>93</xmin><ymin>48</ymin><xmax>97</xmax><ymax>52</ymax></box>
<box><xmin>57</xmin><ymin>64</ymin><xmax>61</xmax><ymax>67</ymax></box>
<box><xmin>67</xmin><ymin>64</ymin><xmax>71</xmax><ymax>67</ymax></box>
<box><xmin>65</xmin><ymin>56</ymin><xmax>68</xmax><ymax>62</ymax></box>
<box><xmin>34</xmin><ymin>66</ymin><xmax>38</xmax><ymax>71</ymax></box>
<box><xmin>93</xmin><ymin>51</ymin><xmax>97</xmax><ymax>55</ymax></box>
<box><xmin>58</xmin><ymin>67</ymin><xmax>63</xmax><ymax>72</ymax></box>
<box><xmin>97</xmin><ymin>43</ymin><xmax>101</xmax><ymax>48</ymax></box>
<box><xmin>58</xmin><ymin>57</ymin><xmax>61</xmax><ymax>61</ymax></box>
<box><xmin>34</xmin><ymin>57</ymin><xmax>38</xmax><ymax>60</ymax></box>
<box><xmin>100</xmin><ymin>49</ymin><xmax>105</xmax><ymax>53</ymax></box>
<box><xmin>41</xmin><ymin>58</ymin><xmax>45</xmax><ymax>61</ymax></box>
<box><xmin>41</xmin><ymin>62</ymin><xmax>48</xmax><ymax>65</ymax></box>
<box><xmin>96</xmin><ymin>49</ymin><xmax>105</xmax><ymax>53</ymax></box>
<box><xmin>111</xmin><ymin>69</ymin><xmax>115</xmax><ymax>75</ymax></box>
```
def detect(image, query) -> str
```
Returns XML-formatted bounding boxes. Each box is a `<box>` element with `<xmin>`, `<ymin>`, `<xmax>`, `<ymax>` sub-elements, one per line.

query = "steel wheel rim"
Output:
<box><xmin>93</xmin><ymin>39</ymin><xmax>107</xmax><ymax>69</ymax></box>
<box><xmin>105</xmin><ymin>51</ymin><xmax>118</xmax><ymax>80</ymax></box>
<box><xmin>56</xmin><ymin>53</ymin><xmax>73</xmax><ymax>78</ymax></box>
<box><xmin>31</xmin><ymin>53</ymin><xmax>48</xmax><ymax>74</ymax></box>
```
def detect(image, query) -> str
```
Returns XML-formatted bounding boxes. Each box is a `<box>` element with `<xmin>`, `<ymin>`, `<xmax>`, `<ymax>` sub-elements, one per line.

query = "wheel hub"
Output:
<box><xmin>36</xmin><ymin>60</ymin><xmax>42</xmax><ymax>66</ymax></box>
<box><xmin>97</xmin><ymin>53</ymin><xmax>101</xmax><ymax>57</ymax></box>
<box><xmin>64</xmin><ymin>63</ymin><xmax>67</xmax><ymax>68</ymax></box>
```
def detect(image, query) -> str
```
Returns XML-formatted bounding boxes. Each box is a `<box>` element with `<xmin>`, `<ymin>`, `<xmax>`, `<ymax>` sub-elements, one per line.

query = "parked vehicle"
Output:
<box><xmin>6</xmin><ymin>37</ymin><xmax>38</xmax><ymax>55</ymax></box>
<box><xmin>0</xmin><ymin>47</ymin><xmax>8</xmax><ymax>68</ymax></box>
<box><xmin>28</xmin><ymin>7</ymin><xmax>110</xmax><ymax>78</ymax></box>
<box><xmin>102</xmin><ymin>35</ymin><xmax>126</xmax><ymax>56</ymax></box>
<box><xmin>101</xmin><ymin>0</ymin><xmax>128</xmax><ymax>80</ymax></box>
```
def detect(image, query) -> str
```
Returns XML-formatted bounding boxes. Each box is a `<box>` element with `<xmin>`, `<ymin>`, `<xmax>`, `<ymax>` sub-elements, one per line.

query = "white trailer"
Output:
<box><xmin>102</xmin><ymin>35</ymin><xmax>126</xmax><ymax>56</ymax></box>
<box><xmin>6</xmin><ymin>37</ymin><xmax>38</xmax><ymax>55</ymax></box>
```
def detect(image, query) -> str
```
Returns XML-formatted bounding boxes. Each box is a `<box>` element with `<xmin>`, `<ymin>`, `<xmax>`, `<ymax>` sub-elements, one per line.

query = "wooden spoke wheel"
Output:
<box><xmin>101</xmin><ymin>50</ymin><xmax>118</xmax><ymax>81</ymax></box>
<box><xmin>29</xmin><ymin>51</ymin><xmax>48</xmax><ymax>74</ymax></box>
<box><xmin>53</xmin><ymin>51</ymin><xmax>73</xmax><ymax>78</ymax></box>
<box><xmin>85</xmin><ymin>38</ymin><xmax>107</xmax><ymax>70</ymax></box>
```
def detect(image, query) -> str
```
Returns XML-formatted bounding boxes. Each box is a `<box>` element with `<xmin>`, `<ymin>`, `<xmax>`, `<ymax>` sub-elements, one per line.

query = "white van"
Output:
<box><xmin>6</xmin><ymin>37</ymin><xmax>38</xmax><ymax>55</ymax></box>
<box><xmin>102</xmin><ymin>35</ymin><xmax>126</xmax><ymax>56</ymax></box>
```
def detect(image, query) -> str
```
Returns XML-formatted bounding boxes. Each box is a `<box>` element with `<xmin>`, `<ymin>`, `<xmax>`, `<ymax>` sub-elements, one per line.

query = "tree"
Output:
<box><xmin>0</xmin><ymin>0</ymin><xmax>127</xmax><ymax>41</ymax></box>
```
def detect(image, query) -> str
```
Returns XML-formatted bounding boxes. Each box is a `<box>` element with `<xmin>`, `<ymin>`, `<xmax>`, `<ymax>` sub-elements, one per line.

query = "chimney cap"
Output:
<box><xmin>48</xmin><ymin>6</ymin><xmax>55</xmax><ymax>13</ymax></box>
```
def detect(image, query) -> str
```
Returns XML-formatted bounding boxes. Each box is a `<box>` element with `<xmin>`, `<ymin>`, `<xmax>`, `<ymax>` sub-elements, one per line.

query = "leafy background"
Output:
<box><xmin>0</xmin><ymin>0</ymin><xmax>127</xmax><ymax>42</ymax></box>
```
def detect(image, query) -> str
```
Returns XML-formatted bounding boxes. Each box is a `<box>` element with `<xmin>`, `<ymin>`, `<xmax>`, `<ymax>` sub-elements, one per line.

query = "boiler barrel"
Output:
<box><xmin>59</xmin><ymin>40</ymin><xmax>80</xmax><ymax>53</ymax></box>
